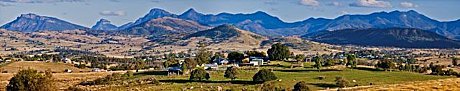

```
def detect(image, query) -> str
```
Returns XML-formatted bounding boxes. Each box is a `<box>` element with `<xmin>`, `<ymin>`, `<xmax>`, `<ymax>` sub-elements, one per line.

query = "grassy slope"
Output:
<box><xmin>100</xmin><ymin>68</ymin><xmax>452</xmax><ymax>91</ymax></box>
<box><xmin>0</xmin><ymin>61</ymin><xmax>91</xmax><ymax>73</ymax></box>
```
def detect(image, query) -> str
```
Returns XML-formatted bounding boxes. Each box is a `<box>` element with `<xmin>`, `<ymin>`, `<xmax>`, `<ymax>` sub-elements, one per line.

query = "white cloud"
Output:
<box><xmin>299</xmin><ymin>0</ymin><xmax>319</xmax><ymax>6</ymax></box>
<box><xmin>0</xmin><ymin>2</ymin><xmax>13</xmax><ymax>6</ymax></box>
<box><xmin>99</xmin><ymin>10</ymin><xmax>126</xmax><ymax>16</ymax></box>
<box><xmin>327</xmin><ymin>1</ymin><xmax>341</xmax><ymax>6</ymax></box>
<box><xmin>400</xmin><ymin>2</ymin><xmax>417</xmax><ymax>8</ymax></box>
<box><xmin>349</xmin><ymin>0</ymin><xmax>392</xmax><ymax>8</ymax></box>
<box><xmin>264</xmin><ymin>1</ymin><xmax>277</xmax><ymax>5</ymax></box>
<box><xmin>0</xmin><ymin>0</ymin><xmax>84</xmax><ymax>3</ymax></box>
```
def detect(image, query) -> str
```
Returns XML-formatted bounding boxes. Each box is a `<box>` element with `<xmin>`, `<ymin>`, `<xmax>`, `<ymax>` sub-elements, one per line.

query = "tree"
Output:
<box><xmin>346</xmin><ymin>54</ymin><xmax>357</xmax><ymax>68</ymax></box>
<box><xmin>431</xmin><ymin>65</ymin><xmax>444</xmax><ymax>75</ymax></box>
<box><xmin>260</xmin><ymin>81</ymin><xmax>285</xmax><ymax>91</ymax></box>
<box><xmin>253</xmin><ymin>69</ymin><xmax>277</xmax><ymax>82</ymax></box>
<box><xmin>452</xmin><ymin>57</ymin><xmax>459</xmax><ymax>66</ymax></box>
<box><xmin>196</xmin><ymin>43</ymin><xmax>212</xmax><ymax>65</ymax></box>
<box><xmin>227</xmin><ymin>52</ymin><xmax>245</xmax><ymax>63</ymax></box>
<box><xmin>211</xmin><ymin>52</ymin><xmax>225</xmax><ymax>62</ymax></box>
<box><xmin>134</xmin><ymin>60</ymin><xmax>145</xmax><ymax>72</ymax></box>
<box><xmin>190</xmin><ymin>68</ymin><xmax>208</xmax><ymax>81</ymax></box>
<box><xmin>293</xmin><ymin>81</ymin><xmax>310</xmax><ymax>91</ymax></box>
<box><xmin>335</xmin><ymin>76</ymin><xmax>349</xmax><ymax>88</ymax></box>
<box><xmin>325</xmin><ymin>59</ymin><xmax>337</xmax><ymax>67</ymax></box>
<box><xmin>376</xmin><ymin>59</ymin><xmax>396</xmax><ymax>71</ymax></box>
<box><xmin>184</xmin><ymin>58</ymin><xmax>197</xmax><ymax>72</ymax></box>
<box><xmin>295</xmin><ymin>54</ymin><xmax>306</xmax><ymax>62</ymax></box>
<box><xmin>224</xmin><ymin>66</ymin><xmax>238</xmax><ymax>80</ymax></box>
<box><xmin>267</xmin><ymin>43</ymin><xmax>290</xmax><ymax>61</ymax></box>
<box><xmin>7</xmin><ymin>69</ymin><xmax>55</xmax><ymax>91</ymax></box>
<box><xmin>164</xmin><ymin>58</ymin><xmax>179</xmax><ymax>68</ymax></box>
<box><xmin>313</xmin><ymin>56</ymin><xmax>323</xmax><ymax>72</ymax></box>
<box><xmin>245</xmin><ymin>51</ymin><xmax>267</xmax><ymax>57</ymax></box>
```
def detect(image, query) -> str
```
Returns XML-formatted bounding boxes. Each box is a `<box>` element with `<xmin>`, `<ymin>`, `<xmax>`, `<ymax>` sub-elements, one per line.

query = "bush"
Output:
<box><xmin>190</xmin><ymin>68</ymin><xmax>208</xmax><ymax>81</ymax></box>
<box><xmin>335</xmin><ymin>76</ymin><xmax>349</xmax><ymax>88</ymax></box>
<box><xmin>7</xmin><ymin>69</ymin><xmax>56</xmax><ymax>91</ymax></box>
<box><xmin>293</xmin><ymin>81</ymin><xmax>310</xmax><ymax>91</ymax></box>
<box><xmin>224</xmin><ymin>66</ymin><xmax>238</xmax><ymax>80</ymax></box>
<box><xmin>253</xmin><ymin>69</ymin><xmax>277</xmax><ymax>82</ymax></box>
<box><xmin>260</xmin><ymin>81</ymin><xmax>285</xmax><ymax>91</ymax></box>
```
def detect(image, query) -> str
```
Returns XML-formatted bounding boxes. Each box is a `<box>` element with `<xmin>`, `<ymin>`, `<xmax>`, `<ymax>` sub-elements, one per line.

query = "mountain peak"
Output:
<box><xmin>253</xmin><ymin>11</ymin><xmax>270</xmax><ymax>16</ymax></box>
<box><xmin>184</xmin><ymin>8</ymin><xmax>198</xmax><ymax>14</ymax></box>
<box><xmin>97</xmin><ymin>19</ymin><xmax>112</xmax><ymax>24</ymax></box>
<box><xmin>19</xmin><ymin>13</ymin><xmax>41</xmax><ymax>19</ymax></box>
<box><xmin>91</xmin><ymin>18</ymin><xmax>118</xmax><ymax>31</ymax></box>
<box><xmin>1</xmin><ymin>13</ymin><xmax>87</xmax><ymax>32</ymax></box>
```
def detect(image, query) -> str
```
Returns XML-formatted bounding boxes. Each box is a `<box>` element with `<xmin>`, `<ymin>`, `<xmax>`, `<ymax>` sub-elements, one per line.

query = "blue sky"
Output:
<box><xmin>1</xmin><ymin>0</ymin><xmax>459</xmax><ymax>27</ymax></box>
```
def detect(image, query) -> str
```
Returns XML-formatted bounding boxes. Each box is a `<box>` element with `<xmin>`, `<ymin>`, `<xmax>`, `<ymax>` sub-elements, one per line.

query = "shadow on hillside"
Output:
<box><xmin>310</xmin><ymin>83</ymin><xmax>338</xmax><ymax>88</ymax></box>
<box><xmin>159</xmin><ymin>79</ymin><xmax>262</xmax><ymax>85</ymax></box>
<box><xmin>273</xmin><ymin>69</ymin><xmax>342</xmax><ymax>72</ymax></box>
<box><xmin>352</xmin><ymin>67</ymin><xmax>384</xmax><ymax>71</ymax></box>
<box><xmin>135</xmin><ymin>71</ymin><xmax>169</xmax><ymax>76</ymax></box>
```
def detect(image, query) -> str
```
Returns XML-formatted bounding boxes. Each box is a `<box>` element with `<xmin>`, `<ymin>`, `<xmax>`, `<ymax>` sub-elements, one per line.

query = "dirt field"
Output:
<box><xmin>0</xmin><ymin>61</ymin><xmax>91</xmax><ymax>73</ymax></box>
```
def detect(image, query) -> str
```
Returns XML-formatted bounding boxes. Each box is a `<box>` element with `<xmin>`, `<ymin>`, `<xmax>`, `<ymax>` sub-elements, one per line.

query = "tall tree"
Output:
<box><xmin>267</xmin><ymin>43</ymin><xmax>290</xmax><ymax>61</ymax></box>
<box><xmin>313</xmin><ymin>56</ymin><xmax>323</xmax><ymax>72</ymax></box>
<box><xmin>196</xmin><ymin>43</ymin><xmax>212</xmax><ymax>65</ymax></box>
<box><xmin>134</xmin><ymin>59</ymin><xmax>145</xmax><ymax>72</ymax></box>
<box><xmin>452</xmin><ymin>57</ymin><xmax>459</xmax><ymax>66</ymax></box>
<box><xmin>346</xmin><ymin>54</ymin><xmax>357</xmax><ymax>68</ymax></box>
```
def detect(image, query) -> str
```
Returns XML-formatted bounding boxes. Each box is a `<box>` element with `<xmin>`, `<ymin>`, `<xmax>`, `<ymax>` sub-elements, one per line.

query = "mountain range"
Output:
<box><xmin>1</xmin><ymin>8</ymin><xmax>460</xmax><ymax>48</ymax></box>
<box><xmin>304</xmin><ymin>28</ymin><xmax>460</xmax><ymax>48</ymax></box>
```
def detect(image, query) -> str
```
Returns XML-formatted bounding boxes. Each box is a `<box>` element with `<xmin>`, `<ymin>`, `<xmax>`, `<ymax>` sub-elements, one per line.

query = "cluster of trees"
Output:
<box><xmin>430</xmin><ymin>65</ymin><xmax>458</xmax><ymax>76</ymax></box>
<box><xmin>267</xmin><ymin>43</ymin><xmax>290</xmax><ymax>61</ymax></box>
<box><xmin>311</xmin><ymin>54</ymin><xmax>355</xmax><ymax>71</ymax></box>
<box><xmin>188</xmin><ymin>67</ymin><xmax>278</xmax><ymax>82</ymax></box>
<box><xmin>7</xmin><ymin>69</ymin><xmax>55</xmax><ymax>91</ymax></box>
<box><xmin>9</xmin><ymin>54</ymin><xmax>62</xmax><ymax>62</ymax></box>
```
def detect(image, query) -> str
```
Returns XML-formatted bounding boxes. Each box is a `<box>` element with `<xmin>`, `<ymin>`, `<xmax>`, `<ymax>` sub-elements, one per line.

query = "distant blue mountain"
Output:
<box><xmin>91</xmin><ymin>19</ymin><xmax>118</xmax><ymax>31</ymax></box>
<box><xmin>2</xmin><ymin>9</ymin><xmax>460</xmax><ymax>41</ymax></box>
<box><xmin>0</xmin><ymin>13</ymin><xmax>87</xmax><ymax>32</ymax></box>
<box><xmin>119</xmin><ymin>8</ymin><xmax>177</xmax><ymax>30</ymax></box>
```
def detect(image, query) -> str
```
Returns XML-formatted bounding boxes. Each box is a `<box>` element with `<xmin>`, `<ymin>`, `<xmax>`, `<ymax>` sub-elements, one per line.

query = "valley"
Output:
<box><xmin>1</xmin><ymin>4</ymin><xmax>460</xmax><ymax>91</ymax></box>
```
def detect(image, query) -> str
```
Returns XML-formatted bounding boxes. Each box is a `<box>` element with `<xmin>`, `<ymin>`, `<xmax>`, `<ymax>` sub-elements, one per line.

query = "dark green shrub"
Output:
<box><xmin>7</xmin><ymin>69</ymin><xmax>56</xmax><ymax>91</ymax></box>
<box><xmin>293</xmin><ymin>81</ymin><xmax>310</xmax><ymax>91</ymax></box>
<box><xmin>253</xmin><ymin>69</ymin><xmax>277</xmax><ymax>82</ymax></box>
<box><xmin>190</xmin><ymin>68</ymin><xmax>208</xmax><ymax>81</ymax></box>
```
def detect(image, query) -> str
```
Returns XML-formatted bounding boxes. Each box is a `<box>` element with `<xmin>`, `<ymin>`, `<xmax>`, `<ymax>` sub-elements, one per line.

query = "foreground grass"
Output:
<box><xmin>98</xmin><ymin>68</ymin><xmax>452</xmax><ymax>91</ymax></box>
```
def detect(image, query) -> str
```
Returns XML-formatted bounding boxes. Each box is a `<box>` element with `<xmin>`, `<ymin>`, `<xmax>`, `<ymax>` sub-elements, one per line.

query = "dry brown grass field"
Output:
<box><xmin>0</xmin><ymin>61</ymin><xmax>91</xmax><ymax>73</ymax></box>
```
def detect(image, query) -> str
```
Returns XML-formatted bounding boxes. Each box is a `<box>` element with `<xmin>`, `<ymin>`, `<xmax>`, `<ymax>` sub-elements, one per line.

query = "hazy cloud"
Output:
<box><xmin>0</xmin><ymin>2</ymin><xmax>13</xmax><ymax>6</ymax></box>
<box><xmin>400</xmin><ymin>2</ymin><xmax>417</xmax><ymax>8</ymax></box>
<box><xmin>99</xmin><ymin>10</ymin><xmax>126</xmax><ymax>16</ymax></box>
<box><xmin>327</xmin><ymin>1</ymin><xmax>341</xmax><ymax>6</ymax></box>
<box><xmin>350</xmin><ymin>0</ymin><xmax>391</xmax><ymax>8</ymax></box>
<box><xmin>299</xmin><ymin>0</ymin><xmax>319</xmax><ymax>6</ymax></box>
<box><xmin>0</xmin><ymin>0</ymin><xmax>84</xmax><ymax>3</ymax></box>
<box><xmin>264</xmin><ymin>1</ymin><xmax>277</xmax><ymax>5</ymax></box>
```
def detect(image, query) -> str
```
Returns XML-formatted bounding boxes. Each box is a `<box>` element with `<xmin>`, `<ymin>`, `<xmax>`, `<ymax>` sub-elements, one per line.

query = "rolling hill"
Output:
<box><xmin>304</xmin><ymin>28</ymin><xmax>460</xmax><ymax>48</ymax></box>
<box><xmin>184</xmin><ymin>24</ymin><xmax>266</xmax><ymax>44</ymax></box>
<box><xmin>0</xmin><ymin>13</ymin><xmax>87</xmax><ymax>32</ymax></box>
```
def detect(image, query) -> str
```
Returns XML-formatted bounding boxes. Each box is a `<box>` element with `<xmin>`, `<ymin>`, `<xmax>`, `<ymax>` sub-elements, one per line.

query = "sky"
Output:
<box><xmin>1</xmin><ymin>0</ymin><xmax>460</xmax><ymax>27</ymax></box>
